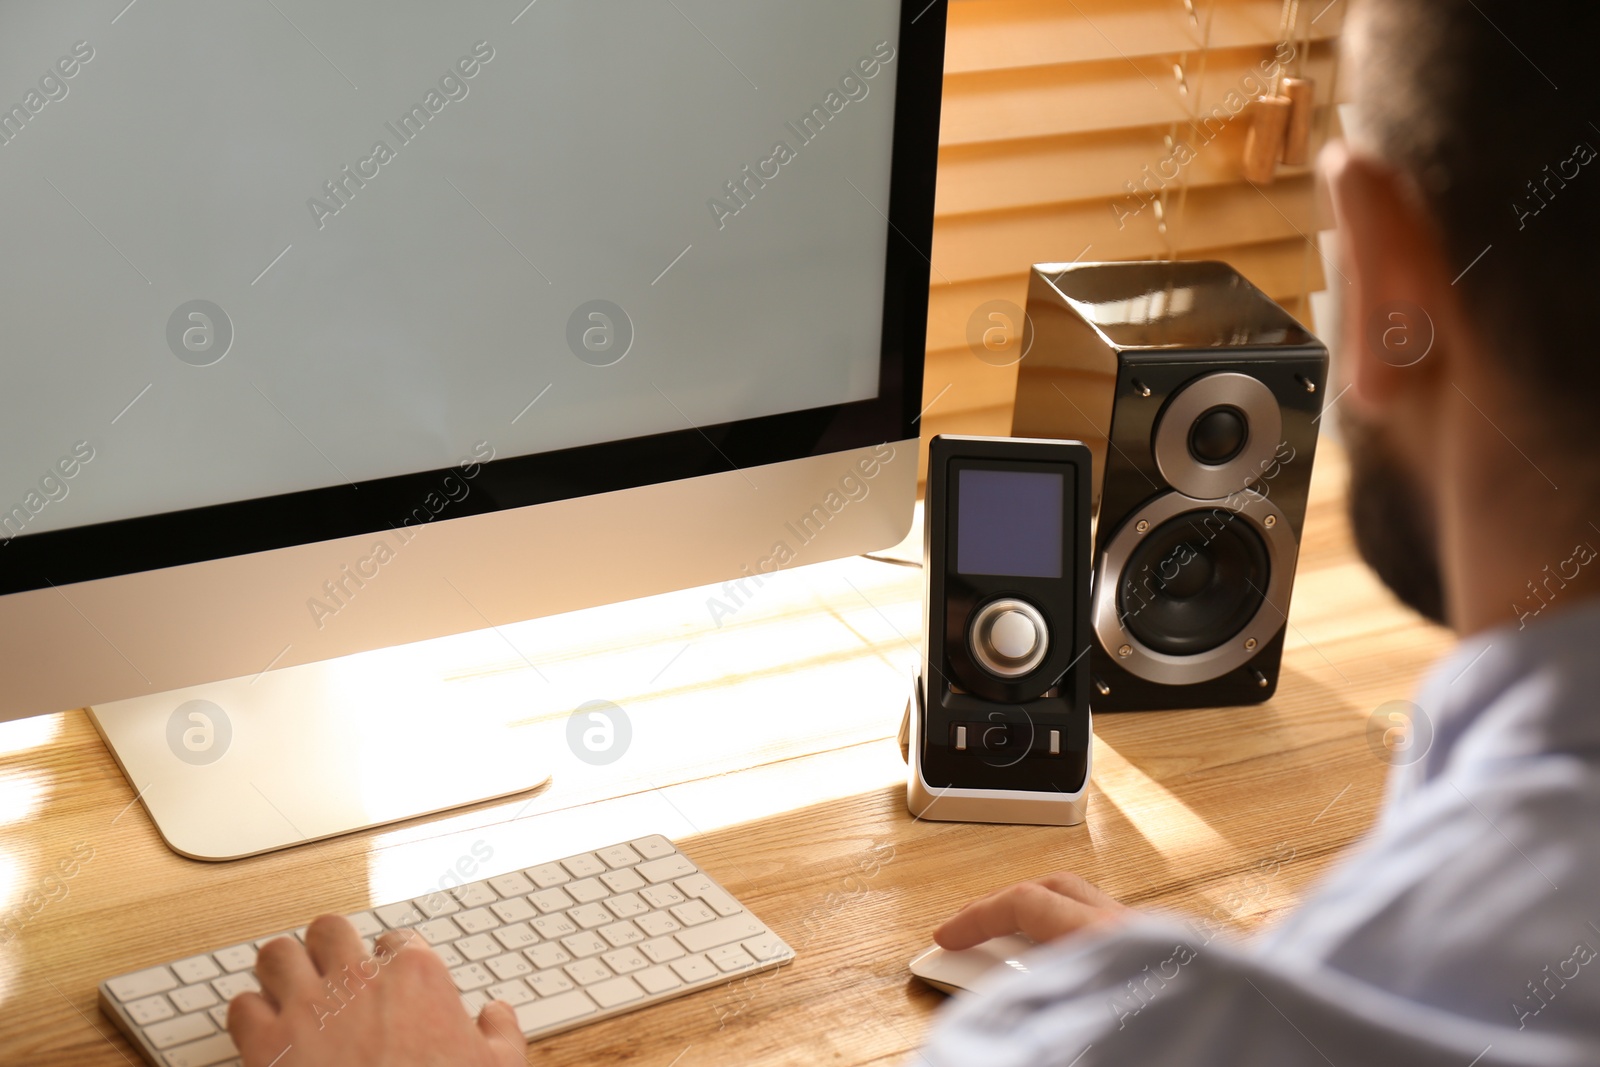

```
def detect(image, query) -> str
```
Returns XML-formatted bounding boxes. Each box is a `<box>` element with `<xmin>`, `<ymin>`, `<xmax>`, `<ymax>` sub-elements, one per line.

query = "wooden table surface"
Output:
<box><xmin>0</xmin><ymin>439</ymin><xmax>1453</xmax><ymax>1066</ymax></box>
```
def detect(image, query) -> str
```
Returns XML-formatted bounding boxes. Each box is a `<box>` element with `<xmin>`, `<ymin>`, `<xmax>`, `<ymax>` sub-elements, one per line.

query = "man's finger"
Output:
<box><xmin>252</xmin><ymin>936</ymin><xmax>320</xmax><ymax>1007</ymax></box>
<box><xmin>934</xmin><ymin>882</ymin><xmax>1106</xmax><ymax>950</ymax></box>
<box><xmin>1036</xmin><ymin>871</ymin><xmax>1127</xmax><ymax>912</ymax></box>
<box><xmin>226</xmin><ymin>990</ymin><xmax>280</xmax><ymax>1054</ymax></box>
<box><xmin>477</xmin><ymin>999</ymin><xmax>528</xmax><ymax>1061</ymax></box>
<box><xmin>373</xmin><ymin>927</ymin><xmax>425</xmax><ymax>963</ymax></box>
<box><xmin>303</xmin><ymin>914</ymin><xmax>370</xmax><ymax>980</ymax></box>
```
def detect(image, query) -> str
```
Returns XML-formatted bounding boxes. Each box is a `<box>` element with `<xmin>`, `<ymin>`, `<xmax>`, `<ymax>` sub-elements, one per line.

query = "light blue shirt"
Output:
<box><xmin>919</xmin><ymin>599</ymin><xmax>1600</xmax><ymax>1066</ymax></box>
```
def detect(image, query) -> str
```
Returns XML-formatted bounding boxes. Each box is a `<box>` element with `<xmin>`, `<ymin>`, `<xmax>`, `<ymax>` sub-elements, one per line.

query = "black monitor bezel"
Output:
<box><xmin>0</xmin><ymin>2</ymin><xmax>945</xmax><ymax>598</ymax></box>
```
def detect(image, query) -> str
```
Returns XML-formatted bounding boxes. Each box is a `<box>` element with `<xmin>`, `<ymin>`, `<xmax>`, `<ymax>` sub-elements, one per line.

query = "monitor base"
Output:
<box><xmin>88</xmin><ymin>629</ymin><xmax>552</xmax><ymax>861</ymax></box>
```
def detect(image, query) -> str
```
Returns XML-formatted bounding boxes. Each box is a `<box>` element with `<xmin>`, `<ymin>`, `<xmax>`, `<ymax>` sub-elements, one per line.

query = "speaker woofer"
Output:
<box><xmin>1118</xmin><ymin>511</ymin><xmax>1269</xmax><ymax>656</ymax></box>
<box><xmin>1093</xmin><ymin>489</ymin><xmax>1296</xmax><ymax>686</ymax></box>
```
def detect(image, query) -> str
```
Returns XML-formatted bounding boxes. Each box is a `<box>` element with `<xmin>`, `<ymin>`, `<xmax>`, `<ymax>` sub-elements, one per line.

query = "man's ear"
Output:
<box><xmin>1318</xmin><ymin>140</ymin><xmax>1452</xmax><ymax>413</ymax></box>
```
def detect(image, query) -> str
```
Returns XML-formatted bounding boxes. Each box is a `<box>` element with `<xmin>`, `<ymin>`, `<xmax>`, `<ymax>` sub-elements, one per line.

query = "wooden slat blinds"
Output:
<box><xmin>916</xmin><ymin>0</ymin><xmax>1348</xmax><ymax>474</ymax></box>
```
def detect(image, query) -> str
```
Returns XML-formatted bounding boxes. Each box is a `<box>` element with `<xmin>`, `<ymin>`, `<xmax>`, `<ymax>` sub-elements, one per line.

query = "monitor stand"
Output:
<box><xmin>87</xmin><ymin>627</ymin><xmax>552</xmax><ymax>861</ymax></box>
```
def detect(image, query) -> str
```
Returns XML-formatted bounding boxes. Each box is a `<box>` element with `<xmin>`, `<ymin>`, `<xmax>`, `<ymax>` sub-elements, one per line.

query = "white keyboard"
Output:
<box><xmin>98</xmin><ymin>835</ymin><xmax>795</xmax><ymax>1066</ymax></box>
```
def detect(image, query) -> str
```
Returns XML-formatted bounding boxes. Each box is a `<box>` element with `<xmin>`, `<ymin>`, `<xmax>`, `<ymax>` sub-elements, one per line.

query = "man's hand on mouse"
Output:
<box><xmin>228</xmin><ymin>915</ymin><xmax>528</xmax><ymax>1067</ymax></box>
<box><xmin>935</xmin><ymin>871</ymin><xmax>1130</xmax><ymax>950</ymax></box>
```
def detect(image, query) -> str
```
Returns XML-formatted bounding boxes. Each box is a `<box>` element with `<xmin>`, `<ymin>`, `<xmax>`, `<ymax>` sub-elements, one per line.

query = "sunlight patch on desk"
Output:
<box><xmin>0</xmin><ymin>848</ymin><xmax>19</xmax><ymax>917</ymax></box>
<box><xmin>1090</xmin><ymin>737</ymin><xmax>1228</xmax><ymax>856</ymax></box>
<box><xmin>0</xmin><ymin>716</ymin><xmax>60</xmax><ymax>758</ymax></box>
<box><xmin>361</xmin><ymin>740</ymin><xmax>906</xmax><ymax>908</ymax></box>
<box><xmin>0</xmin><ymin>773</ymin><xmax>47</xmax><ymax>827</ymax></box>
<box><xmin>0</xmin><ymin>846</ymin><xmax>22</xmax><ymax>1010</ymax></box>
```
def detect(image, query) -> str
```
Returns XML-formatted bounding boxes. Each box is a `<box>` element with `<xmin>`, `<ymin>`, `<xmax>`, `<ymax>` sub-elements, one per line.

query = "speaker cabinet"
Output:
<box><xmin>1012</xmin><ymin>260</ymin><xmax>1327</xmax><ymax>711</ymax></box>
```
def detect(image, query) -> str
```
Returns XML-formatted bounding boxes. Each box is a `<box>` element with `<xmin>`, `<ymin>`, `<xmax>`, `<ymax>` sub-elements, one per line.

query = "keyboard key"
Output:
<box><xmin>490</xmin><ymin>897</ymin><xmax>537</xmax><ymax>924</ymax></box>
<box><xmin>635</xmin><ymin>964</ymin><xmax>682</xmax><ymax>995</ymax></box>
<box><xmin>675</xmin><ymin>915</ymin><xmax>764</xmax><ymax>954</ymax></box>
<box><xmin>708</xmin><ymin>945</ymin><xmax>756</xmax><ymax>973</ymax></box>
<box><xmin>602</xmin><ymin>947</ymin><xmax>650</xmax><ymax>975</ymax></box>
<box><xmin>492</xmin><ymin>922</ymin><xmax>539</xmax><ymax>952</ymax></box>
<box><xmin>455</xmin><ymin>934</ymin><xmax>502</xmax><ymax>962</ymax></box>
<box><xmin>109</xmin><ymin>966</ymin><xmax>178</xmax><ymax>1003</ymax></box>
<box><xmin>569</xmin><ymin>903</ymin><xmax>613</xmax><ymax>929</ymax></box>
<box><xmin>213</xmin><ymin>945</ymin><xmax>256</xmax><ymax>973</ymax></box>
<box><xmin>488</xmin><ymin>872</ymin><xmax>535</xmax><ymax>898</ymax></box>
<box><xmin>375</xmin><ymin>902</ymin><xmax>423</xmax><ymax>929</ymax></box>
<box><xmin>346</xmin><ymin>911</ymin><xmax>385</xmax><ymax>939</ymax></box>
<box><xmin>455</xmin><ymin>907</ymin><xmax>499</xmax><ymax>935</ymax></box>
<box><xmin>486</xmin><ymin>952</ymin><xmax>534</xmax><ymax>981</ymax></box>
<box><xmin>460</xmin><ymin>990</ymin><xmax>490</xmax><ymax>1017</ymax></box>
<box><xmin>675</xmin><ymin>873</ymin><xmax>714</xmax><ymax>897</ymax></box>
<box><xmin>678</xmin><ymin>876</ymin><xmax>742</xmax><ymax>916</ymax></box>
<box><xmin>146</xmin><ymin>1012</ymin><xmax>217</xmax><ymax>1050</ymax></box>
<box><xmin>638</xmin><ymin>855</ymin><xmax>695</xmax><ymax>883</ymax></box>
<box><xmin>254</xmin><ymin>931</ymin><xmax>297</xmax><ymax>950</ymax></box>
<box><xmin>415</xmin><ymin>893</ymin><xmax>460</xmax><ymax>919</ymax></box>
<box><xmin>514</xmin><ymin>989</ymin><xmax>596</xmax><ymax>1033</ymax></box>
<box><xmin>170</xmin><ymin>984</ymin><xmax>220</xmax><ymax>1014</ymax></box>
<box><xmin>531</xmin><ymin>915</ymin><xmax>577</xmax><ymax>940</ymax></box>
<box><xmin>415</xmin><ymin>918</ymin><xmax>463</xmax><ymax>945</ymax></box>
<box><xmin>212</xmin><ymin>972</ymin><xmax>259</xmax><ymax>1000</ymax></box>
<box><xmin>529</xmin><ymin>887</ymin><xmax>575</xmax><ymax>914</ymax></box>
<box><xmin>452</xmin><ymin>884</ymin><xmax>498</xmax><ymax>909</ymax></box>
<box><xmin>566</xmin><ymin>878</ymin><xmax>609</xmax><ymax>904</ymax></box>
<box><xmin>700</xmin><ymin>888</ymin><xmax>744</xmax><ymax>918</ymax></box>
<box><xmin>450</xmin><ymin>963</ymin><xmax>495</xmax><ymax>992</ymax></box>
<box><xmin>487</xmin><ymin>979</ymin><xmax>535</xmax><ymax>1007</ymax></box>
<box><xmin>670</xmin><ymin>901</ymin><xmax>716</xmax><ymax>927</ymax></box>
<box><xmin>561</xmin><ymin>854</ymin><xmax>606</xmax><ymax>879</ymax></box>
<box><xmin>742</xmin><ymin>934</ymin><xmax>789</xmax><ymax>962</ymax></box>
<box><xmin>597</xmin><ymin>843</ymin><xmax>642</xmax><ymax>868</ymax></box>
<box><xmin>560</xmin><ymin>931</ymin><xmax>609</xmax><ymax>958</ymax></box>
<box><xmin>525</xmin><ymin>944</ymin><xmax>572</xmax><ymax>970</ymax></box>
<box><xmin>631</xmin><ymin>836</ymin><xmax>676</xmax><ymax>860</ymax></box>
<box><xmin>605</xmin><ymin>892</ymin><xmax>649</xmax><ymax>919</ymax></box>
<box><xmin>600</xmin><ymin>867</ymin><xmax>646</xmax><ymax>894</ymax></box>
<box><xmin>125</xmin><ymin>994</ymin><xmax>177</xmax><ymax>1025</ymax></box>
<box><xmin>564</xmin><ymin>958</ymin><xmax>612</xmax><ymax>986</ymax></box>
<box><xmin>207</xmin><ymin>1004</ymin><xmax>230</xmax><ymax>1029</ymax></box>
<box><xmin>436</xmin><ymin>944</ymin><xmax>466</xmax><ymax>968</ymax></box>
<box><xmin>528</xmin><ymin>970</ymin><xmax>575</xmax><ymax>996</ymax></box>
<box><xmin>637</xmin><ymin>912</ymin><xmax>682</xmax><ymax>938</ymax></box>
<box><xmin>524</xmin><ymin>862</ymin><xmax>569</xmax><ymax>888</ymax></box>
<box><xmin>640</xmin><ymin>885</ymin><xmax>685</xmax><ymax>909</ymax></box>
<box><xmin>162</xmin><ymin>1031</ymin><xmax>238</xmax><ymax>1067</ymax></box>
<box><xmin>171</xmin><ymin>956</ymin><xmax>222</xmax><ymax>987</ymax></box>
<box><xmin>640</xmin><ymin>936</ymin><xmax>685</xmax><ymax>964</ymax></box>
<box><xmin>599</xmin><ymin>921</ymin><xmax>644</xmax><ymax>948</ymax></box>
<box><xmin>589</xmin><ymin>975</ymin><xmax>645</xmax><ymax>1008</ymax></box>
<box><xmin>669</xmin><ymin>954</ymin><xmax>718</xmax><ymax>984</ymax></box>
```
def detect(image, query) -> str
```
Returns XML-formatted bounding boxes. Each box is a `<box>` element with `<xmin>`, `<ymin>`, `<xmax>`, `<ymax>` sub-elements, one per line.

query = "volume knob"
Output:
<box><xmin>970</xmin><ymin>598</ymin><xmax>1049</xmax><ymax>678</ymax></box>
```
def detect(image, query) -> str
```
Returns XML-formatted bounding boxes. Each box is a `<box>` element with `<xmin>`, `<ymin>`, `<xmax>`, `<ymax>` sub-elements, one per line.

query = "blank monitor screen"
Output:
<box><xmin>0</xmin><ymin>1</ymin><xmax>905</xmax><ymax>542</ymax></box>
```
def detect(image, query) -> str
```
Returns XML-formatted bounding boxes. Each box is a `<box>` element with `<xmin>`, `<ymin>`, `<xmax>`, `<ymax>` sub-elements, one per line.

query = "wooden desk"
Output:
<box><xmin>0</xmin><ymin>441</ymin><xmax>1452</xmax><ymax>1066</ymax></box>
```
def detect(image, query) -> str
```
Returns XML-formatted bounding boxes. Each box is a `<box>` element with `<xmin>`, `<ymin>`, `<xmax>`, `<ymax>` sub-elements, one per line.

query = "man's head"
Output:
<box><xmin>1323</xmin><ymin>0</ymin><xmax>1599</xmax><ymax>632</ymax></box>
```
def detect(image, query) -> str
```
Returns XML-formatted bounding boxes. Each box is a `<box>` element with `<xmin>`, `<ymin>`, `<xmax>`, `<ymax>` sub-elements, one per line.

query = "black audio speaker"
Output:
<box><xmin>1012</xmin><ymin>260</ymin><xmax>1327</xmax><ymax>711</ymax></box>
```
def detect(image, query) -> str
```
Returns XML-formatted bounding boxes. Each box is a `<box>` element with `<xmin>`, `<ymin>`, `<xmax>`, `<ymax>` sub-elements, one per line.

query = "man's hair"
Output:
<box><xmin>1350</xmin><ymin>0</ymin><xmax>1600</xmax><ymax>412</ymax></box>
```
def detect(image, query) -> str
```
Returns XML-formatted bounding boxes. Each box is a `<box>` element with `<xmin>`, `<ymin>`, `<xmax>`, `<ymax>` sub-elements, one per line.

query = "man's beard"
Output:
<box><xmin>1338</xmin><ymin>407</ymin><xmax>1449</xmax><ymax>626</ymax></box>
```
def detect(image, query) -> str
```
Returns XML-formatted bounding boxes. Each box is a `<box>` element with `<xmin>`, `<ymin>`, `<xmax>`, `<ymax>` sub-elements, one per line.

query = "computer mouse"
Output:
<box><xmin>908</xmin><ymin>933</ymin><xmax>1038</xmax><ymax>995</ymax></box>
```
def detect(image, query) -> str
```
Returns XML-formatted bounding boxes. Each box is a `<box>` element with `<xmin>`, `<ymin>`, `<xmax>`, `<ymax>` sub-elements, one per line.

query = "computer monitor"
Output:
<box><xmin>0</xmin><ymin>1</ymin><xmax>944</xmax><ymax>858</ymax></box>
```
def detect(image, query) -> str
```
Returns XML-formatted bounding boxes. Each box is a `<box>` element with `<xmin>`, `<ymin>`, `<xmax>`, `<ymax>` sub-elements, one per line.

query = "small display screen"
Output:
<box><xmin>955</xmin><ymin>468</ymin><xmax>1065</xmax><ymax>578</ymax></box>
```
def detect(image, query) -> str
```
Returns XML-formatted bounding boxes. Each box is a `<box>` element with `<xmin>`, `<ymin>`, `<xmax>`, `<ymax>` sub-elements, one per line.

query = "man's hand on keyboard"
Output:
<box><xmin>934</xmin><ymin>871</ymin><xmax>1130</xmax><ymax>950</ymax></box>
<box><xmin>227</xmin><ymin>915</ymin><xmax>528</xmax><ymax>1067</ymax></box>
